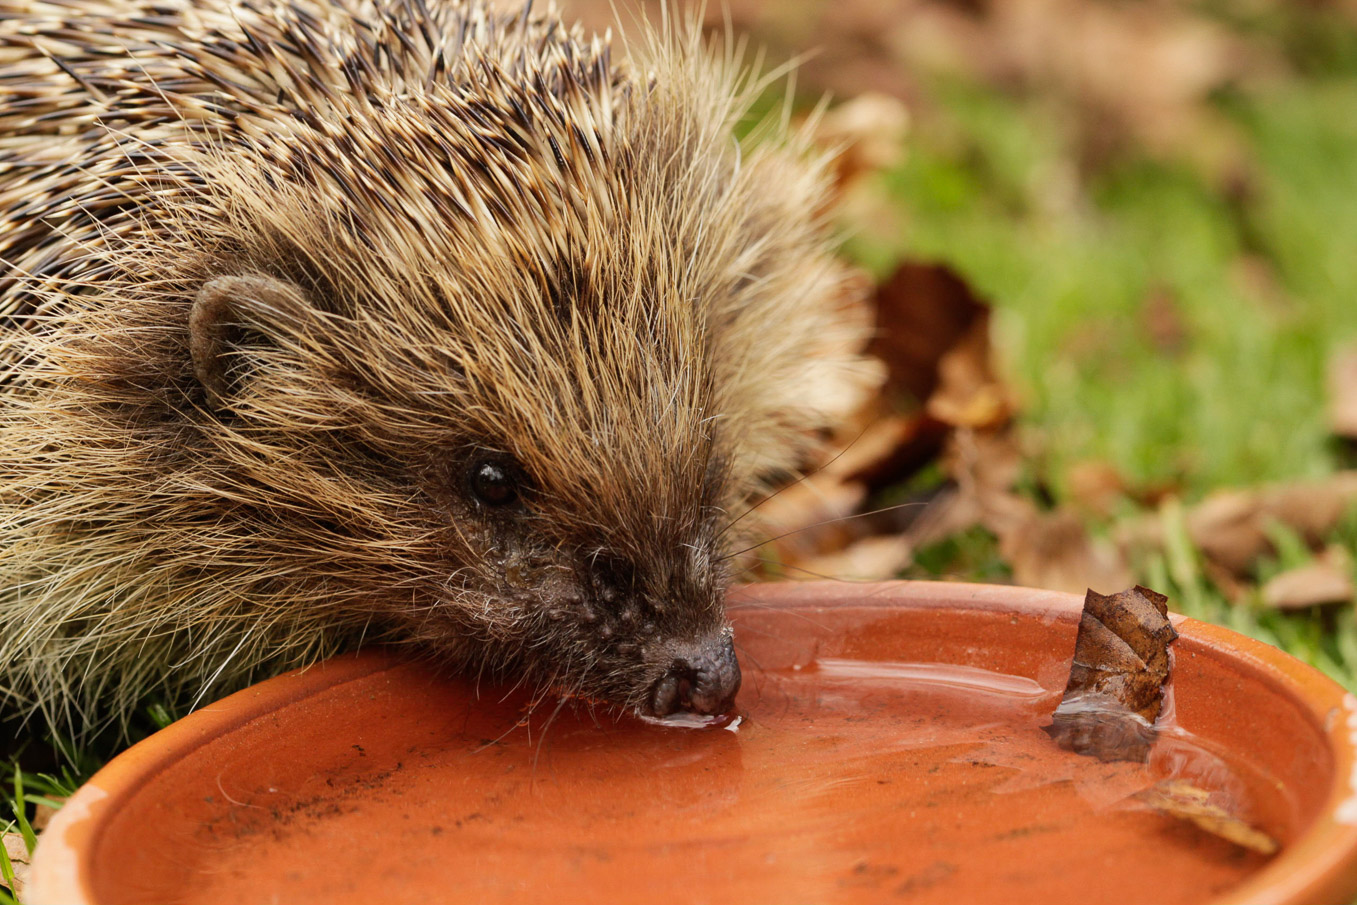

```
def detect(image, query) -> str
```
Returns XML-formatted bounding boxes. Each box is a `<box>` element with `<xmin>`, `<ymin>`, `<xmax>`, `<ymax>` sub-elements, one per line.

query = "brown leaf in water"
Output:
<box><xmin>1261</xmin><ymin>546</ymin><xmax>1354</xmax><ymax>610</ymax></box>
<box><xmin>1136</xmin><ymin>780</ymin><xmax>1279</xmax><ymax>856</ymax></box>
<box><xmin>1046</xmin><ymin>586</ymin><xmax>1178</xmax><ymax>763</ymax></box>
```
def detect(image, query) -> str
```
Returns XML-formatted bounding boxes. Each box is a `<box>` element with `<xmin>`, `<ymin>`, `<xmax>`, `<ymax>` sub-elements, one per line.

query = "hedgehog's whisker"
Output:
<box><xmin>720</xmin><ymin>499</ymin><xmax>930</xmax><ymax>562</ymax></box>
<box><xmin>716</xmin><ymin>420</ymin><xmax>877</xmax><ymax>540</ymax></box>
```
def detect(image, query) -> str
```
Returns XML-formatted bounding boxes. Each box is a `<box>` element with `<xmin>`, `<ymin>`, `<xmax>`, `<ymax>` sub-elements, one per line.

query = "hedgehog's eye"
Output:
<box><xmin>469</xmin><ymin>459</ymin><xmax>519</xmax><ymax>507</ymax></box>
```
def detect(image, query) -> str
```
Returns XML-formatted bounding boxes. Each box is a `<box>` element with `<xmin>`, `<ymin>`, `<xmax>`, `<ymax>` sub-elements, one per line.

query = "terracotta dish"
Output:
<box><xmin>29</xmin><ymin>581</ymin><xmax>1357</xmax><ymax>904</ymax></box>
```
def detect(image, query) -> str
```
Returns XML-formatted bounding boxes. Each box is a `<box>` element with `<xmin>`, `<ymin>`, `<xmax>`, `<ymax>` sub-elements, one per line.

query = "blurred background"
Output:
<box><xmin>4</xmin><ymin>4</ymin><xmax>1356</xmax><ymax>892</ymax></box>
<box><xmin>6</xmin><ymin>3</ymin><xmax>1356</xmax><ymax>895</ymax></box>
<box><xmin>565</xmin><ymin>0</ymin><xmax>1357</xmax><ymax>689</ymax></box>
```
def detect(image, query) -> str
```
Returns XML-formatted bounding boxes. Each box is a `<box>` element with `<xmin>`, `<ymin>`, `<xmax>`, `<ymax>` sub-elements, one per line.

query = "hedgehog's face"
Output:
<box><xmin>187</xmin><ymin>271</ymin><xmax>742</xmax><ymax>718</ymax></box>
<box><xmin>401</xmin><ymin>308</ymin><xmax>744</xmax><ymax>719</ymax></box>
<box><xmin>437</xmin><ymin>443</ymin><xmax>742</xmax><ymax>719</ymax></box>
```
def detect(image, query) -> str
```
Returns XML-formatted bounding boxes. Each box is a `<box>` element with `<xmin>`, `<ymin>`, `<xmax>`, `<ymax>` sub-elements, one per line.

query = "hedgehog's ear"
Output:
<box><xmin>190</xmin><ymin>273</ymin><xmax>317</xmax><ymax>410</ymax></box>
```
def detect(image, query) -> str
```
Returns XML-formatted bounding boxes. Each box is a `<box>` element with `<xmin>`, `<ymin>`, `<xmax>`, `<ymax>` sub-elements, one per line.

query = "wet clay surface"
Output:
<box><xmin>84</xmin><ymin>598</ymin><xmax>1323</xmax><ymax>905</ymax></box>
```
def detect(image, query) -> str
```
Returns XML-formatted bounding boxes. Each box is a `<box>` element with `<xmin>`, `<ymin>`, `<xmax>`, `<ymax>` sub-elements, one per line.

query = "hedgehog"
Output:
<box><xmin>0</xmin><ymin>0</ymin><xmax>873</xmax><ymax>737</ymax></box>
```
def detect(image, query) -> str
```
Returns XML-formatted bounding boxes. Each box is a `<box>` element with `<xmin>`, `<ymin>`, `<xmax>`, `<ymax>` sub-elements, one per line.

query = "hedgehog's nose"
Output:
<box><xmin>650</xmin><ymin>633</ymin><xmax>742</xmax><ymax>717</ymax></box>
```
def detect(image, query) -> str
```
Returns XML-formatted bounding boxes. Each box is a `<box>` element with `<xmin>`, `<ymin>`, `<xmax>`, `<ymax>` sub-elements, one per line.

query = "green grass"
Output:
<box><xmin>848</xmin><ymin>2</ymin><xmax>1357</xmax><ymax>693</ymax></box>
<box><xmin>0</xmin><ymin>828</ymin><xmax>18</xmax><ymax>905</ymax></box>
<box><xmin>851</xmin><ymin>71</ymin><xmax>1357</xmax><ymax>499</ymax></box>
<box><xmin>1144</xmin><ymin>503</ymin><xmax>1357</xmax><ymax>691</ymax></box>
<box><xmin>1</xmin><ymin>703</ymin><xmax>169</xmax><ymax>899</ymax></box>
<box><xmin>0</xmin><ymin>765</ymin><xmax>79</xmax><ymax>904</ymax></box>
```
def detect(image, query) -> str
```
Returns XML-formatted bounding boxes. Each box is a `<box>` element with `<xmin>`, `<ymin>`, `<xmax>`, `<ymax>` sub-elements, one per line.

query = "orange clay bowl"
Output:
<box><xmin>28</xmin><ymin>580</ymin><xmax>1357</xmax><ymax>905</ymax></box>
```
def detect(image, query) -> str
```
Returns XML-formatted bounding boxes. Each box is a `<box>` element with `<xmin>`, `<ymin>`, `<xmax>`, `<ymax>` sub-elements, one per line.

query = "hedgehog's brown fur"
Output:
<box><xmin>0</xmin><ymin>0</ymin><xmax>871</xmax><ymax>735</ymax></box>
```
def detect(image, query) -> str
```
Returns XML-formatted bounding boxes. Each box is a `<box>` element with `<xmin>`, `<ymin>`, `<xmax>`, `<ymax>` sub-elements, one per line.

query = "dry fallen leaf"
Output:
<box><xmin>1136</xmin><ymin>780</ymin><xmax>1279</xmax><ymax>856</ymax></box>
<box><xmin>845</xmin><ymin>263</ymin><xmax>1014</xmax><ymax>495</ymax></box>
<box><xmin>753</xmin><ymin>413</ymin><xmax>919</xmax><ymax>562</ymax></box>
<box><xmin>753</xmin><ymin>470</ymin><xmax>868</xmax><ymax>568</ymax></box>
<box><xmin>1328</xmin><ymin>343</ymin><xmax>1357</xmax><ymax>440</ymax></box>
<box><xmin>31</xmin><ymin>800</ymin><xmax>61</xmax><ymax>833</ymax></box>
<box><xmin>811</xmin><ymin>92</ymin><xmax>910</xmax><ymax>193</ymax></box>
<box><xmin>998</xmin><ymin>508</ymin><xmax>1134</xmax><ymax>596</ymax></box>
<box><xmin>1261</xmin><ymin>546</ymin><xmax>1354</xmax><ymax>610</ymax></box>
<box><xmin>807</xmin><ymin>92</ymin><xmax>912</xmax><ymax>246</ymax></box>
<box><xmin>1118</xmin><ymin>473</ymin><xmax>1357</xmax><ymax>576</ymax></box>
<box><xmin>797</xmin><ymin>534</ymin><xmax>915</xmax><ymax>582</ymax></box>
<box><xmin>1201</xmin><ymin>557</ymin><xmax>1248</xmax><ymax>604</ymax></box>
<box><xmin>1046</xmin><ymin>586</ymin><xmax>1178</xmax><ymax>763</ymax></box>
<box><xmin>2</xmin><ymin>832</ymin><xmax>30</xmax><ymax>900</ymax></box>
<box><xmin>1065</xmin><ymin>460</ymin><xmax>1128</xmax><ymax>519</ymax></box>
<box><xmin>755</xmin><ymin>261</ymin><xmax>1010</xmax><ymax>578</ymax></box>
<box><xmin>869</xmin><ymin>262</ymin><xmax>991</xmax><ymax>407</ymax></box>
<box><xmin>989</xmin><ymin>0</ymin><xmax>1255</xmax><ymax>160</ymax></box>
<box><xmin>846</xmin><ymin>286</ymin><xmax>1010</xmax><ymax>491</ymax></box>
<box><xmin>1141</xmin><ymin>287</ymin><xmax>1188</xmax><ymax>355</ymax></box>
<box><xmin>941</xmin><ymin>430</ymin><xmax>1133</xmax><ymax>595</ymax></box>
<box><xmin>845</xmin><ymin>414</ymin><xmax>951</xmax><ymax>494</ymax></box>
<box><xmin>926</xmin><ymin>315</ymin><xmax>1013</xmax><ymax>431</ymax></box>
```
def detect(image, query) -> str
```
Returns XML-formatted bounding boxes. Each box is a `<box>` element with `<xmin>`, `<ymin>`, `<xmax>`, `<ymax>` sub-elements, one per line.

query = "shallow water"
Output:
<box><xmin>90</xmin><ymin>654</ymin><xmax>1284</xmax><ymax>905</ymax></box>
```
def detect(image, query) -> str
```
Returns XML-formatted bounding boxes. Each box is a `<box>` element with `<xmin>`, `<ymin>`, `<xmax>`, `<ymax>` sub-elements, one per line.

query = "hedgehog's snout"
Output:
<box><xmin>648</xmin><ymin>631</ymin><xmax>741</xmax><ymax>717</ymax></box>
